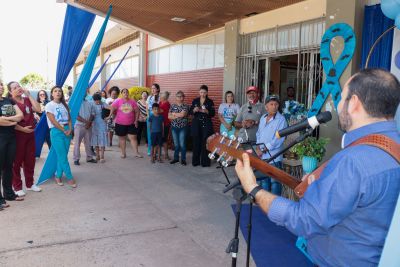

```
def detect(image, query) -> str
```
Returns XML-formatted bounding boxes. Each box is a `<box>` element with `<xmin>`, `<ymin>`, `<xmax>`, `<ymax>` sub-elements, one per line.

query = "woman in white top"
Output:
<box><xmin>218</xmin><ymin>91</ymin><xmax>240</xmax><ymax>137</ymax></box>
<box><xmin>45</xmin><ymin>86</ymin><xmax>76</xmax><ymax>188</ymax></box>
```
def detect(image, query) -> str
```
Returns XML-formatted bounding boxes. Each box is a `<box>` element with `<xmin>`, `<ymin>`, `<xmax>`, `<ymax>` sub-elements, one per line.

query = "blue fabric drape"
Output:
<box><xmin>37</xmin><ymin>6</ymin><xmax>112</xmax><ymax>185</ymax></box>
<box><xmin>101</xmin><ymin>46</ymin><xmax>131</xmax><ymax>91</ymax></box>
<box><xmin>88</xmin><ymin>54</ymin><xmax>111</xmax><ymax>89</ymax></box>
<box><xmin>361</xmin><ymin>4</ymin><xmax>395</xmax><ymax>70</ymax></box>
<box><xmin>34</xmin><ymin>5</ymin><xmax>95</xmax><ymax>157</ymax></box>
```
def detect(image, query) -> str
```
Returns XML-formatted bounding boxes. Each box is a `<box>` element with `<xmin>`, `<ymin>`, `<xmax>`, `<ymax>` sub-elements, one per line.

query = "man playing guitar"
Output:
<box><xmin>235</xmin><ymin>69</ymin><xmax>400</xmax><ymax>266</ymax></box>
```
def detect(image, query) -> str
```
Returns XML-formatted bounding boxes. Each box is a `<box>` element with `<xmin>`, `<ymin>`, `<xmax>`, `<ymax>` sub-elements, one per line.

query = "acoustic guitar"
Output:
<box><xmin>207</xmin><ymin>134</ymin><xmax>309</xmax><ymax>198</ymax></box>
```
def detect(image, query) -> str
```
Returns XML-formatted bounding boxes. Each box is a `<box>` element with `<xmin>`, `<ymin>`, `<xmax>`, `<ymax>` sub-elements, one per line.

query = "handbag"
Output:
<box><xmin>101</xmin><ymin>104</ymin><xmax>110</xmax><ymax>119</ymax></box>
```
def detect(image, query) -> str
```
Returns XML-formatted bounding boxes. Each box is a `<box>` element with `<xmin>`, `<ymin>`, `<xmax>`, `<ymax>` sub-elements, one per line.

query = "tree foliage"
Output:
<box><xmin>20</xmin><ymin>73</ymin><xmax>45</xmax><ymax>89</ymax></box>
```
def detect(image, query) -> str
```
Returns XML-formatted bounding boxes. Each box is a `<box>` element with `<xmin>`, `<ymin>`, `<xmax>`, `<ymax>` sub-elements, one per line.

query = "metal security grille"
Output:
<box><xmin>237</xmin><ymin>18</ymin><xmax>325</xmax><ymax>106</ymax></box>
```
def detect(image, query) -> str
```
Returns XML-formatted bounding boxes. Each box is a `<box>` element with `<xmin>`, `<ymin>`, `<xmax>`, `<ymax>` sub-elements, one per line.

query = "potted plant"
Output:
<box><xmin>290</xmin><ymin>137</ymin><xmax>329</xmax><ymax>174</ymax></box>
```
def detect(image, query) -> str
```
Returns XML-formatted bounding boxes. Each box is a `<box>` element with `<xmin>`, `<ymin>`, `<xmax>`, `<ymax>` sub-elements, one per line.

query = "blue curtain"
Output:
<box><xmin>361</xmin><ymin>4</ymin><xmax>395</xmax><ymax>70</ymax></box>
<box><xmin>37</xmin><ymin>6</ymin><xmax>112</xmax><ymax>185</ymax></box>
<box><xmin>88</xmin><ymin>54</ymin><xmax>111</xmax><ymax>89</ymax></box>
<box><xmin>34</xmin><ymin>5</ymin><xmax>95</xmax><ymax>157</ymax></box>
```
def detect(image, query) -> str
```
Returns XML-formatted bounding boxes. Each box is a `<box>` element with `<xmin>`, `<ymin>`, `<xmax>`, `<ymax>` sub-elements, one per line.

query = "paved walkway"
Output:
<box><xmin>0</xmin><ymin>142</ymin><xmax>255</xmax><ymax>267</ymax></box>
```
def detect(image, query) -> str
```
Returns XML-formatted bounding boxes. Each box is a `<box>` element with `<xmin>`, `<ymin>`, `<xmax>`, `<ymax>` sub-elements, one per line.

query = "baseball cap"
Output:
<box><xmin>265</xmin><ymin>95</ymin><xmax>280</xmax><ymax>103</ymax></box>
<box><xmin>246</xmin><ymin>86</ymin><xmax>258</xmax><ymax>93</ymax></box>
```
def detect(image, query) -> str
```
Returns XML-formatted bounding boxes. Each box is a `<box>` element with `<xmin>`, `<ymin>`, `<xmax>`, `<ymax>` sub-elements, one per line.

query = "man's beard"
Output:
<box><xmin>338</xmin><ymin>102</ymin><xmax>352</xmax><ymax>132</ymax></box>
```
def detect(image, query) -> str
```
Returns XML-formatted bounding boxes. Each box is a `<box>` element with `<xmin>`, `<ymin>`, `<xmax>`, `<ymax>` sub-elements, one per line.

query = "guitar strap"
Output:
<box><xmin>307</xmin><ymin>134</ymin><xmax>400</xmax><ymax>182</ymax></box>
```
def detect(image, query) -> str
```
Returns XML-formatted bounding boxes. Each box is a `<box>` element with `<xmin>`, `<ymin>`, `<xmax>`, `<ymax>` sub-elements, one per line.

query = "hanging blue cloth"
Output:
<box><xmin>34</xmin><ymin>5</ymin><xmax>95</xmax><ymax>157</ymax></box>
<box><xmin>37</xmin><ymin>6</ymin><xmax>112</xmax><ymax>185</ymax></box>
<box><xmin>361</xmin><ymin>4</ymin><xmax>395</xmax><ymax>70</ymax></box>
<box><xmin>88</xmin><ymin>54</ymin><xmax>111</xmax><ymax>89</ymax></box>
<box><xmin>101</xmin><ymin>46</ymin><xmax>131</xmax><ymax>91</ymax></box>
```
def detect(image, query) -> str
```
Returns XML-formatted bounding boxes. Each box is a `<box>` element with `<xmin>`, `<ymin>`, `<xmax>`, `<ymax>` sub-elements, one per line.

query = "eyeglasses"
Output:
<box><xmin>176</xmin><ymin>95</ymin><xmax>183</xmax><ymax>98</ymax></box>
<box><xmin>39</xmin><ymin>94</ymin><xmax>46</xmax><ymax>96</ymax></box>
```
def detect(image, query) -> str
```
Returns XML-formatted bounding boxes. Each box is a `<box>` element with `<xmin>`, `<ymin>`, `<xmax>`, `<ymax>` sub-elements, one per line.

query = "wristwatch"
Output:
<box><xmin>248</xmin><ymin>185</ymin><xmax>263</xmax><ymax>202</ymax></box>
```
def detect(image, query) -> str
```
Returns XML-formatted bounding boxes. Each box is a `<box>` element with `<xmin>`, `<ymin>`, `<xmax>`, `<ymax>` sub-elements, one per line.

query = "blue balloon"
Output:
<box><xmin>381</xmin><ymin>0</ymin><xmax>400</xmax><ymax>29</ymax></box>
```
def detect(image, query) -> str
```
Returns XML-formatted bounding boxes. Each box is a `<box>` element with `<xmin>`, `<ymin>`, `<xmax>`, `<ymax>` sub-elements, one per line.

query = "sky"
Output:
<box><xmin>0</xmin><ymin>0</ymin><xmax>115</xmax><ymax>86</ymax></box>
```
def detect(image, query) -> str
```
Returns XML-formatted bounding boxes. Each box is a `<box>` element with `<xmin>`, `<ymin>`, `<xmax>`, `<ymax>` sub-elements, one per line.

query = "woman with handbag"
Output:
<box><xmin>92</xmin><ymin>92</ymin><xmax>109</xmax><ymax>163</ymax></box>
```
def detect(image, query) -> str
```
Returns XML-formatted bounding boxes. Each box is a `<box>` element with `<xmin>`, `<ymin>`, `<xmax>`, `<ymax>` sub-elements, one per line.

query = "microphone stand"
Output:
<box><xmin>224</xmin><ymin>130</ymin><xmax>314</xmax><ymax>267</ymax></box>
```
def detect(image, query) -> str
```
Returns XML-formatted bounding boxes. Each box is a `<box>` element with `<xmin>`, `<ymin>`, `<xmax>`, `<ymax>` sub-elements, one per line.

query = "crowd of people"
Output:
<box><xmin>0</xmin><ymin>79</ymin><xmax>291</xmax><ymax>209</ymax></box>
<box><xmin>1</xmin><ymin>69</ymin><xmax>399</xmax><ymax>266</ymax></box>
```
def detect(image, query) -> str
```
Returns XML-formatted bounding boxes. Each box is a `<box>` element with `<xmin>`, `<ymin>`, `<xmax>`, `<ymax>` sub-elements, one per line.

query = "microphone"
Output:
<box><xmin>276</xmin><ymin>111</ymin><xmax>332</xmax><ymax>138</ymax></box>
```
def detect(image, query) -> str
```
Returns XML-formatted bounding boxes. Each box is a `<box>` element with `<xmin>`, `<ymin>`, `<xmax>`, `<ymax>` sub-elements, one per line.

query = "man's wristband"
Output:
<box><xmin>249</xmin><ymin>185</ymin><xmax>263</xmax><ymax>202</ymax></box>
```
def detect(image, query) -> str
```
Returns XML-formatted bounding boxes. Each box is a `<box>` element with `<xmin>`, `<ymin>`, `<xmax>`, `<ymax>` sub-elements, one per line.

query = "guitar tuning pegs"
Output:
<box><xmin>208</xmin><ymin>148</ymin><xmax>218</xmax><ymax>159</ymax></box>
<box><xmin>216</xmin><ymin>152</ymin><xmax>227</xmax><ymax>163</ymax></box>
<box><xmin>222</xmin><ymin>156</ymin><xmax>233</xmax><ymax>167</ymax></box>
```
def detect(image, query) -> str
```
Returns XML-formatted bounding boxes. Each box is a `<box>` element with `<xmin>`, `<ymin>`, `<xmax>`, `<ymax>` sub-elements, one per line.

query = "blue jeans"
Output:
<box><xmin>256</xmin><ymin>161</ymin><xmax>282</xmax><ymax>195</ymax></box>
<box><xmin>50</xmin><ymin>126</ymin><xmax>73</xmax><ymax>180</ymax></box>
<box><xmin>171</xmin><ymin>126</ymin><xmax>187</xmax><ymax>161</ymax></box>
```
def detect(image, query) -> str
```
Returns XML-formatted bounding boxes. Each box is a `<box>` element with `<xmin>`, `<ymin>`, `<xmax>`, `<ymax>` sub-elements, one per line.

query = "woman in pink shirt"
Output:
<box><xmin>110</xmin><ymin>88</ymin><xmax>143</xmax><ymax>158</ymax></box>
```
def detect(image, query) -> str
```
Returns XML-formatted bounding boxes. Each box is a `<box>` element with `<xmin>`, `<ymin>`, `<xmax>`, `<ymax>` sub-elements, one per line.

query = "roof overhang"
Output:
<box><xmin>62</xmin><ymin>0</ymin><xmax>305</xmax><ymax>42</ymax></box>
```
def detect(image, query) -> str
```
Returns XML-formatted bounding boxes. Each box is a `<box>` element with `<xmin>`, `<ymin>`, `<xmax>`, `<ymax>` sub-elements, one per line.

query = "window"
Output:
<box><xmin>197</xmin><ymin>35</ymin><xmax>214</xmax><ymax>69</ymax></box>
<box><xmin>148</xmin><ymin>30</ymin><xmax>225</xmax><ymax>75</ymax></box>
<box><xmin>182</xmin><ymin>40</ymin><xmax>197</xmax><ymax>71</ymax></box>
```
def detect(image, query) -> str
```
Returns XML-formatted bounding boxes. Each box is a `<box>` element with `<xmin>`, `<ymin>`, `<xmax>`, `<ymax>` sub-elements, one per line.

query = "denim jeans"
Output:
<box><xmin>171</xmin><ymin>126</ymin><xmax>187</xmax><ymax>161</ymax></box>
<box><xmin>256</xmin><ymin>161</ymin><xmax>283</xmax><ymax>196</ymax></box>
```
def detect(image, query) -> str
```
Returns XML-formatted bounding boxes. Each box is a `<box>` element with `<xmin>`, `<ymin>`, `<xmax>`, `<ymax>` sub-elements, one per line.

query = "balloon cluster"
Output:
<box><xmin>381</xmin><ymin>0</ymin><xmax>400</xmax><ymax>29</ymax></box>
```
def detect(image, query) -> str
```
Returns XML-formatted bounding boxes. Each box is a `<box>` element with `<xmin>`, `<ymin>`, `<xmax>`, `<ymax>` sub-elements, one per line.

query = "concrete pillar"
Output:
<box><xmin>319</xmin><ymin>0</ymin><xmax>365</xmax><ymax>159</ymax></box>
<box><xmin>72</xmin><ymin>66</ymin><xmax>77</xmax><ymax>86</ymax></box>
<box><xmin>223</xmin><ymin>20</ymin><xmax>239</xmax><ymax>98</ymax></box>
<box><xmin>100</xmin><ymin>48</ymin><xmax>106</xmax><ymax>91</ymax></box>
<box><xmin>139</xmin><ymin>32</ymin><xmax>147</xmax><ymax>87</ymax></box>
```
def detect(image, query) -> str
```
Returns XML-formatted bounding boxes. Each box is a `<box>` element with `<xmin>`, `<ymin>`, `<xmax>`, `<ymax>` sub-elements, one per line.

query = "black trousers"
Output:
<box><xmin>137</xmin><ymin>121</ymin><xmax>147</xmax><ymax>145</ymax></box>
<box><xmin>192</xmin><ymin>127</ymin><xmax>211</xmax><ymax>167</ymax></box>
<box><xmin>0</xmin><ymin>136</ymin><xmax>17</xmax><ymax>202</ymax></box>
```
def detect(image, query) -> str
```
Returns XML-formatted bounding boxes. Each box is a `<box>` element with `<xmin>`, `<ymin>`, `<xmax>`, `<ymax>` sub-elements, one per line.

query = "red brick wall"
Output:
<box><xmin>147</xmin><ymin>68</ymin><xmax>224</xmax><ymax>132</ymax></box>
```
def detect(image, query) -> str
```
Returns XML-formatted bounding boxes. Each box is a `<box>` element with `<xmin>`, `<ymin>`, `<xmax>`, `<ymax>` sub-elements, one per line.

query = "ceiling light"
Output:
<box><xmin>171</xmin><ymin>17</ymin><xmax>186</xmax><ymax>22</ymax></box>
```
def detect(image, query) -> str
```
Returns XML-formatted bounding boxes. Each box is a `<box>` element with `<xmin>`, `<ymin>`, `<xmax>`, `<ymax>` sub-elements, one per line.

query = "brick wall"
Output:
<box><xmin>147</xmin><ymin>68</ymin><xmax>224</xmax><ymax>132</ymax></box>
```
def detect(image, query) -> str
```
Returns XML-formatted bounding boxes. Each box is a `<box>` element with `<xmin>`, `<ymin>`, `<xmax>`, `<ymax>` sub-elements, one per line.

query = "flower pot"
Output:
<box><xmin>302</xmin><ymin>156</ymin><xmax>318</xmax><ymax>174</ymax></box>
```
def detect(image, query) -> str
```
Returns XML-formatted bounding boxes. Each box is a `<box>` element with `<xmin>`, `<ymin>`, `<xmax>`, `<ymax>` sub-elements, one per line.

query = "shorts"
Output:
<box><xmin>162</xmin><ymin>125</ymin><xmax>170</xmax><ymax>142</ymax></box>
<box><xmin>151</xmin><ymin>132</ymin><xmax>163</xmax><ymax>146</ymax></box>
<box><xmin>115</xmin><ymin>123</ymin><xmax>138</xmax><ymax>136</ymax></box>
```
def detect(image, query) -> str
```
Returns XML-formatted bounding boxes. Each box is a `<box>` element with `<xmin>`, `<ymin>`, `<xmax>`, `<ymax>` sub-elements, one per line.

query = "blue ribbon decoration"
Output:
<box><xmin>308</xmin><ymin>23</ymin><xmax>356</xmax><ymax>117</ymax></box>
<box><xmin>37</xmin><ymin>6</ymin><xmax>113</xmax><ymax>185</ymax></box>
<box><xmin>88</xmin><ymin>54</ymin><xmax>111</xmax><ymax>89</ymax></box>
<box><xmin>101</xmin><ymin>46</ymin><xmax>132</xmax><ymax>91</ymax></box>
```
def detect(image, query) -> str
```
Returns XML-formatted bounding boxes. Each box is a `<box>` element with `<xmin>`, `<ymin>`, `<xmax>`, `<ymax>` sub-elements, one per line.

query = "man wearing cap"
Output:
<box><xmin>235</xmin><ymin>86</ymin><xmax>266</xmax><ymax>143</ymax></box>
<box><xmin>255</xmin><ymin>95</ymin><xmax>287</xmax><ymax>195</ymax></box>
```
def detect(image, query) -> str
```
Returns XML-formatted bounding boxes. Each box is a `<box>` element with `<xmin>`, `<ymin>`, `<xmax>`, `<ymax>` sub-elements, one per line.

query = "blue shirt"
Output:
<box><xmin>149</xmin><ymin>114</ymin><xmax>163</xmax><ymax>133</ymax></box>
<box><xmin>256</xmin><ymin>112</ymin><xmax>287</xmax><ymax>162</ymax></box>
<box><xmin>268</xmin><ymin>121</ymin><xmax>400</xmax><ymax>267</ymax></box>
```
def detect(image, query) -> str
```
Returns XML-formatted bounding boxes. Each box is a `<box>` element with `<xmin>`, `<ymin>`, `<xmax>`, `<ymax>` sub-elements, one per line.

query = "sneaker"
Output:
<box><xmin>27</xmin><ymin>185</ymin><xmax>42</xmax><ymax>192</ymax></box>
<box><xmin>15</xmin><ymin>190</ymin><xmax>26</xmax><ymax>197</ymax></box>
<box><xmin>181</xmin><ymin>160</ymin><xmax>187</xmax><ymax>166</ymax></box>
<box><xmin>87</xmin><ymin>159</ymin><xmax>97</xmax><ymax>163</ymax></box>
<box><xmin>170</xmin><ymin>159</ymin><xmax>179</xmax><ymax>164</ymax></box>
<box><xmin>74</xmin><ymin>160</ymin><xmax>80</xmax><ymax>166</ymax></box>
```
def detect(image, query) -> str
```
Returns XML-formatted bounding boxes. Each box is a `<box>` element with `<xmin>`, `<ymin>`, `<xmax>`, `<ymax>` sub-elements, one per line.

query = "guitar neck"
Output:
<box><xmin>225</xmin><ymin>146</ymin><xmax>301</xmax><ymax>190</ymax></box>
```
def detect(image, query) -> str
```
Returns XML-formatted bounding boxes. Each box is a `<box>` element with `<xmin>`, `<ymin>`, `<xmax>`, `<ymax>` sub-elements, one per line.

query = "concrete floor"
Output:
<box><xmin>0</xmin><ymin>141</ymin><xmax>256</xmax><ymax>267</ymax></box>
